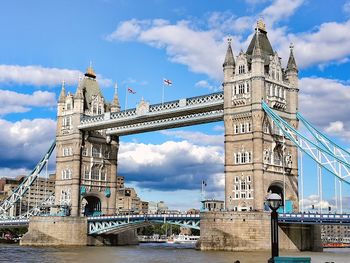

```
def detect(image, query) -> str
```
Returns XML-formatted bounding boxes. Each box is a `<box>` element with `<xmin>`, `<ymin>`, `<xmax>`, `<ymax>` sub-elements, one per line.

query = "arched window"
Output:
<box><xmin>98</xmin><ymin>105</ymin><xmax>102</xmax><ymax>115</ymax></box>
<box><xmin>241</xmin><ymin>181</ymin><xmax>246</xmax><ymax>191</ymax></box>
<box><xmin>92</xmin><ymin>145</ymin><xmax>100</xmax><ymax>158</ymax></box>
<box><xmin>84</xmin><ymin>166</ymin><xmax>90</xmax><ymax>179</ymax></box>
<box><xmin>91</xmin><ymin>166</ymin><xmax>99</xmax><ymax>180</ymax></box>
<box><xmin>100</xmin><ymin>168</ymin><xmax>106</xmax><ymax>181</ymax></box>
<box><xmin>241</xmin><ymin>152</ymin><xmax>247</xmax><ymax>163</ymax></box>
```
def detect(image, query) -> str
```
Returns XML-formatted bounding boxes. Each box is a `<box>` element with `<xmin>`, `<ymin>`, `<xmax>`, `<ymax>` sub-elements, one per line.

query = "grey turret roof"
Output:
<box><xmin>58</xmin><ymin>82</ymin><xmax>66</xmax><ymax>103</ymax></box>
<box><xmin>286</xmin><ymin>45</ymin><xmax>298</xmax><ymax>72</ymax></box>
<box><xmin>80</xmin><ymin>67</ymin><xmax>104</xmax><ymax>111</ymax></box>
<box><xmin>252</xmin><ymin>30</ymin><xmax>262</xmax><ymax>58</ymax></box>
<box><xmin>111</xmin><ymin>82</ymin><xmax>121</xmax><ymax>110</ymax></box>
<box><xmin>246</xmin><ymin>27</ymin><xmax>274</xmax><ymax>65</ymax></box>
<box><xmin>223</xmin><ymin>41</ymin><xmax>235</xmax><ymax>67</ymax></box>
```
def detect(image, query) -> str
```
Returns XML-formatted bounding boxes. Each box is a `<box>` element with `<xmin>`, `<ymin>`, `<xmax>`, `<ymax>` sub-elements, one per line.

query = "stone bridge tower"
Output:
<box><xmin>55</xmin><ymin>66</ymin><xmax>120</xmax><ymax>216</ymax></box>
<box><xmin>223</xmin><ymin>20</ymin><xmax>299</xmax><ymax>212</ymax></box>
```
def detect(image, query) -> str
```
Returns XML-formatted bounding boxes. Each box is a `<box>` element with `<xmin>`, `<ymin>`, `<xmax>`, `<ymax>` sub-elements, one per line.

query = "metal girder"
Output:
<box><xmin>0</xmin><ymin>141</ymin><xmax>56</xmax><ymax>218</ymax></box>
<box><xmin>79</xmin><ymin>92</ymin><xmax>224</xmax><ymax>132</ymax></box>
<box><xmin>262</xmin><ymin>101</ymin><xmax>350</xmax><ymax>185</ymax></box>
<box><xmin>279</xmin><ymin>213</ymin><xmax>350</xmax><ymax>225</ymax></box>
<box><xmin>87</xmin><ymin>214</ymin><xmax>200</xmax><ymax>235</ymax></box>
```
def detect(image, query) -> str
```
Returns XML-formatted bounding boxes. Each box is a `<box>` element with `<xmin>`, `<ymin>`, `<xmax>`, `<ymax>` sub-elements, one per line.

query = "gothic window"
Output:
<box><xmin>247</xmin><ymin>175</ymin><xmax>251</xmax><ymax>182</ymax></box>
<box><xmin>241</xmin><ymin>181</ymin><xmax>246</xmax><ymax>191</ymax></box>
<box><xmin>61</xmin><ymin>169</ymin><xmax>72</xmax><ymax>180</ymax></box>
<box><xmin>63</xmin><ymin>116</ymin><xmax>71</xmax><ymax>129</ymax></box>
<box><xmin>246</xmin><ymin>82</ymin><xmax>250</xmax><ymax>93</ymax></box>
<box><xmin>235</xmin><ymin>176</ymin><xmax>239</xmax><ymax>183</ymax></box>
<box><xmin>239</xmin><ymin>83</ymin><xmax>245</xmax><ymax>94</ymax></box>
<box><xmin>263</xmin><ymin>122</ymin><xmax>269</xmax><ymax>133</ymax></box>
<box><xmin>92</xmin><ymin>104</ymin><xmax>97</xmax><ymax>115</ymax></box>
<box><xmin>247</xmin><ymin>123</ymin><xmax>252</xmax><ymax>132</ymax></box>
<box><xmin>91</xmin><ymin>166</ymin><xmax>99</xmax><ymax>180</ymax></box>
<box><xmin>100</xmin><ymin>168</ymin><xmax>106</xmax><ymax>181</ymax></box>
<box><xmin>241</xmin><ymin>123</ymin><xmax>246</xmax><ymax>133</ymax></box>
<box><xmin>248</xmin><ymin>193</ymin><xmax>252</xmax><ymax>198</ymax></box>
<box><xmin>235</xmin><ymin>153</ymin><xmax>241</xmax><ymax>164</ymax></box>
<box><xmin>234</xmin><ymin>85</ymin><xmax>238</xmax><ymax>95</ymax></box>
<box><xmin>235</xmin><ymin>124</ymin><xmax>239</xmax><ymax>134</ymax></box>
<box><xmin>248</xmin><ymin>152</ymin><xmax>252</xmax><ymax>163</ymax></box>
<box><xmin>84</xmin><ymin>166</ymin><xmax>90</xmax><ymax>180</ymax></box>
<box><xmin>239</xmin><ymin>65</ymin><xmax>245</xmax><ymax>74</ymax></box>
<box><xmin>92</xmin><ymin>145</ymin><xmax>101</xmax><ymax>158</ymax></box>
<box><xmin>248</xmin><ymin>184</ymin><xmax>251</xmax><ymax>190</ymax></box>
<box><xmin>66</xmin><ymin>102</ymin><xmax>72</xmax><ymax>111</ymax></box>
<box><xmin>235</xmin><ymin>185</ymin><xmax>239</xmax><ymax>190</ymax></box>
<box><xmin>98</xmin><ymin>105</ymin><xmax>102</xmax><ymax>115</ymax></box>
<box><xmin>241</xmin><ymin>193</ymin><xmax>246</xmax><ymax>199</ymax></box>
<box><xmin>235</xmin><ymin>193</ymin><xmax>239</xmax><ymax>199</ymax></box>
<box><xmin>60</xmin><ymin>188</ymin><xmax>71</xmax><ymax>204</ymax></box>
<box><xmin>241</xmin><ymin>152</ymin><xmax>247</xmax><ymax>163</ymax></box>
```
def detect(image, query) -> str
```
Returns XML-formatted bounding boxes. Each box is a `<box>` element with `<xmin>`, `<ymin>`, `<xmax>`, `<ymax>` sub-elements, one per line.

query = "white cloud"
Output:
<box><xmin>0</xmin><ymin>118</ymin><xmax>56</xmax><ymax>170</ymax></box>
<box><xmin>106</xmin><ymin>1</ymin><xmax>350</xmax><ymax>79</ymax></box>
<box><xmin>0</xmin><ymin>168</ymin><xmax>30</xmax><ymax>178</ymax></box>
<box><xmin>118</xmin><ymin>140</ymin><xmax>224</xmax><ymax>192</ymax></box>
<box><xmin>300</xmin><ymin>194</ymin><xmax>332</xmax><ymax>210</ymax></box>
<box><xmin>325</xmin><ymin>121</ymin><xmax>345</xmax><ymax>134</ymax></box>
<box><xmin>0</xmin><ymin>65</ymin><xmax>112</xmax><ymax>87</ymax></box>
<box><xmin>0</xmin><ymin>89</ymin><xmax>56</xmax><ymax>116</ymax></box>
<box><xmin>195</xmin><ymin>80</ymin><xmax>220</xmax><ymax>91</ymax></box>
<box><xmin>299</xmin><ymin>77</ymin><xmax>350</xmax><ymax>140</ymax></box>
<box><xmin>261</xmin><ymin>0</ymin><xmax>304</xmax><ymax>25</ymax></box>
<box><xmin>160</xmin><ymin>130</ymin><xmax>223</xmax><ymax>146</ymax></box>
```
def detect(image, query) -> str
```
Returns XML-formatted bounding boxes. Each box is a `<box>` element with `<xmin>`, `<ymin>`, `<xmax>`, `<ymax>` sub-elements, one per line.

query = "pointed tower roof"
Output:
<box><xmin>223</xmin><ymin>38</ymin><xmax>235</xmax><ymax>67</ymax></box>
<box><xmin>246</xmin><ymin>19</ymin><xmax>274</xmax><ymax>64</ymax></box>
<box><xmin>111</xmin><ymin>82</ymin><xmax>121</xmax><ymax>110</ymax></box>
<box><xmin>58</xmin><ymin>80</ymin><xmax>66</xmax><ymax>103</ymax></box>
<box><xmin>286</xmin><ymin>43</ymin><xmax>298</xmax><ymax>72</ymax></box>
<box><xmin>80</xmin><ymin>64</ymin><xmax>104</xmax><ymax>111</ymax></box>
<box><xmin>252</xmin><ymin>29</ymin><xmax>262</xmax><ymax>58</ymax></box>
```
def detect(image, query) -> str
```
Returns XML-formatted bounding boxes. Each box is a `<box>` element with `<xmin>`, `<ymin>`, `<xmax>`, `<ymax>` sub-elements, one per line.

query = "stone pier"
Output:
<box><xmin>199</xmin><ymin>212</ymin><xmax>322</xmax><ymax>251</ymax></box>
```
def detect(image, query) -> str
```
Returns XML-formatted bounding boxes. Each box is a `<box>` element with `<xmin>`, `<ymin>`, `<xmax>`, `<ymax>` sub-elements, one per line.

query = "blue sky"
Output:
<box><xmin>1</xmin><ymin>0</ymin><xmax>350</xmax><ymax>211</ymax></box>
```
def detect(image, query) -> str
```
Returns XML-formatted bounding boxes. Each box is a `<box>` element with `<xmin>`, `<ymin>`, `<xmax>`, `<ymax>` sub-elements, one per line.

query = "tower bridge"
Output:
<box><xmin>0</xmin><ymin>20</ymin><xmax>349</xmax><ymax>250</ymax></box>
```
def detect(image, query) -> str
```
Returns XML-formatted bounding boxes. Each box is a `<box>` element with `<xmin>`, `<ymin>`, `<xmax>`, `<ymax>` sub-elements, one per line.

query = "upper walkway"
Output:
<box><xmin>78</xmin><ymin>92</ymin><xmax>224</xmax><ymax>135</ymax></box>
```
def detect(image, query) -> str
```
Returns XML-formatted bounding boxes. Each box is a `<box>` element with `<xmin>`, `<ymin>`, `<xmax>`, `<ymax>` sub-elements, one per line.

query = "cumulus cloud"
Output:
<box><xmin>106</xmin><ymin>0</ymin><xmax>350</xmax><ymax>79</ymax></box>
<box><xmin>195</xmin><ymin>80</ymin><xmax>221</xmax><ymax>92</ymax></box>
<box><xmin>0</xmin><ymin>89</ymin><xmax>56</xmax><ymax>116</ymax></box>
<box><xmin>0</xmin><ymin>65</ymin><xmax>112</xmax><ymax>87</ymax></box>
<box><xmin>160</xmin><ymin>130</ymin><xmax>223</xmax><ymax>146</ymax></box>
<box><xmin>299</xmin><ymin>77</ymin><xmax>350</xmax><ymax>140</ymax></box>
<box><xmin>0</xmin><ymin>118</ymin><xmax>56</xmax><ymax>170</ymax></box>
<box><xmin>118</xmin><ymin>140</ymin><xmax>224</xmax><ymax>192</ymax></box>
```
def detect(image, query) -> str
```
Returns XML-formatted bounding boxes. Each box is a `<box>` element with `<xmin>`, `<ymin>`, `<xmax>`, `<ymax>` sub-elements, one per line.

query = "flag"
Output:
<box><xmin>127</xmin><ymin>87</ymin><xmax>136</xmax><ymax>94</ymax></box>
<box><xmin>163</xmin><ymin>78</ymin><xmax>172</xmax><ymax>86</ymax></box>
<box><xmin>202</xmin><ymin>180</ymin><xmax>207</xmax><ymax>187</ymax></box>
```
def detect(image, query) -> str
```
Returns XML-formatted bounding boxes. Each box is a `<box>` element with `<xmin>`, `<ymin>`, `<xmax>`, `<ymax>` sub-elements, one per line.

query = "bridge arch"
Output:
<box><xmin>83</xmin><ymin>196</ymin><xmax>102</xmax><ymax>216</ymax></box>
<box><xmin>267</xmin><ymin>181</ymin><xmax>284</xmax><ymax>204</ymax></box>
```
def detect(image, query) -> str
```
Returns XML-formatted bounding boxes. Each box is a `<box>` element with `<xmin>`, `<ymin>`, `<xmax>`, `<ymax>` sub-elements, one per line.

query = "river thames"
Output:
<box><xmin>0</xmin><ymin>243</ymin><xmax>349</xmax><ymax>263</ymax></box>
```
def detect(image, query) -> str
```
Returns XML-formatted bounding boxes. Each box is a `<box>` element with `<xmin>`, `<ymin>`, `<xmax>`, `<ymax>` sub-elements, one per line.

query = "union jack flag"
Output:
<box><xmin>127</xmin><ymin>87</ymin><xmax>136</xmax><ymax>94</ymax></box>
<box><xmin>163</xmin><ymin>78</ymin><xmax>172</xmax><ymax>86</ymax></box>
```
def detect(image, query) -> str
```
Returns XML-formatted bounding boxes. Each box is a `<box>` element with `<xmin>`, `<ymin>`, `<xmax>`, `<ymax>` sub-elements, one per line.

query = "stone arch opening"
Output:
<box><xmin>83</xmin><ymin>196</ymin><xmax>101</xmax><ymax>216</ymax></box>
<box><xmin>267</xmin><ymin>182</ymin><xmax>284</xmax><ymax>206</ymax></box>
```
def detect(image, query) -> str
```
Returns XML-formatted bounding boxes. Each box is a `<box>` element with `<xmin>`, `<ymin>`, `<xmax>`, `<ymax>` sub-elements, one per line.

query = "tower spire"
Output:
<box><xmin>58</xmin><ymin>80</ymin><xmax>66</xmax><ymax>103</ymax></box>
<box><xmin>223</xmin><ymin>37</ymin><xmax>235</xmax><ymax>68</ymax></box>
<box><xmin>252</xmin><ymin>28</ymin><xmax>262</xmax><ymax>58</ymax></box>
<box><xmin>286</xmin><ymin>43</ymin><xmax>298</xmax><ymax>72</ymax></box>
<box><xmin>111</xmin><ymin>81</ymin><xmax>121</xmax><ymax>112</ymax></box>
<box><xmin>85</xmin><ymin>61</ymin><xmax>96</xmax><ymax>79</ymax></box>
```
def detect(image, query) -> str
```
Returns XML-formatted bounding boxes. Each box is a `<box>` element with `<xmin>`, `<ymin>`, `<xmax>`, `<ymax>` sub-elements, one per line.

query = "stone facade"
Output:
<box><xmin>223</xmin><ymin>20</ymin><xmax>299</xmax><ymax>212</ymax></box>
<box><xmin>20</xmin><ymin>216</ymin><xmax>88</xmax><ymax>246</ymax></box>
<box><xmin>200</xmin><ymin>211</ymin><xmax>322</xmax><ymax>251</ymax></box>
<box><xmin>55</xmin><ymin>67</ymin><xmax>120</xmax><ymax>216</ymax></box>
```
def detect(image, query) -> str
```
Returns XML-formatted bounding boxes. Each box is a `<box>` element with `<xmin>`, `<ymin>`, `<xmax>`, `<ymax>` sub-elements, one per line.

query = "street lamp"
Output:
<box><xmin>267</xmin><ymin>193</ymin><xmax>282</xmax><ymax>263</ymax></box>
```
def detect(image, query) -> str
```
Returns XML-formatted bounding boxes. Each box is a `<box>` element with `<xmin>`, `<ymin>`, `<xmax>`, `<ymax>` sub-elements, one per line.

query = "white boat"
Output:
<box><xmin>173</xmin><ymin>234</ymin><xmax>200</xmax><ymax>244</ymax></box>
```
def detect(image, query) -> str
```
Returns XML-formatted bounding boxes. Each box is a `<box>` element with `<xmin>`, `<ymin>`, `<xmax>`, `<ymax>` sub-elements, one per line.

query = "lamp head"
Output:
<box><xmin>267</xmin><ymin>193</ymin><xmax>282</xmax><ymax>211</ymax></box>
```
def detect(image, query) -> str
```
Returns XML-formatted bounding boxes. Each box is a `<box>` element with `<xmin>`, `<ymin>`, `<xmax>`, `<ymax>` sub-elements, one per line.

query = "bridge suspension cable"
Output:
<box><xmin>0</xmin><ymin>141</ymin><xmax>56</xmax><ymax>219</ymax></box>
<box><xmin>262</xmin><ymin>101</ymin><xmax>350</xmax><ymax>187</ymax></box>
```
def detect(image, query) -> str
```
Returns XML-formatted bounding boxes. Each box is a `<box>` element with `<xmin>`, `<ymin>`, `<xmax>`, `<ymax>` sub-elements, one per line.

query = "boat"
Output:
<box><xmin>173</xmin><ymin>234</ymin><xmax>200</xmax><ymax>244</ymax></box>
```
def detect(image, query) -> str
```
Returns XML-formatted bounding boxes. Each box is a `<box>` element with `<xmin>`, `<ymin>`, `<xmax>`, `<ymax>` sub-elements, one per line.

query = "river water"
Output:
<box><xmin>0</xmin><ymin>243</ymin><xmax>349</xmax><ymax>263</ymax></box>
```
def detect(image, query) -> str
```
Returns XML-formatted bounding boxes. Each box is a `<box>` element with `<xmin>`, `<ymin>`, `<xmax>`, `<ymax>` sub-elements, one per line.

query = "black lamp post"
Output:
<box><xmin>267</xmin><ymin>193</ymin><xmax>282</xmax><ymax>263</ymax></box>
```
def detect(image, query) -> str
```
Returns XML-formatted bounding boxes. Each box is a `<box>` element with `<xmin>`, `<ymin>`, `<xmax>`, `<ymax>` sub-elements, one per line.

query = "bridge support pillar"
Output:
<box><xmin>199</xmin><ymin>212</ymin><xmax>322</xmax><ymax>251</ymax></box>
<box><xmin>20</xmin><ymin>216</ymin><xmax>87</xmax><ymax>246</ymax></box>
<box><xmin>87</xmin><ymin>230</ymin><xmax>139</xmax><ymax>246</ymax></box>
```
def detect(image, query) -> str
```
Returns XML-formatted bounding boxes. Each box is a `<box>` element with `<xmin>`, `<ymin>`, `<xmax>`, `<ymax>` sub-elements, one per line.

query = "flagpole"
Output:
<box><xmin>162</xmin><ymin>82</ymin><xmax>165</xmax><ymax>105</ymax></box>
<box><xmin>125</xmin><ymin>86</ymin><xmax>128</xmax><ymax>110</ymax></box>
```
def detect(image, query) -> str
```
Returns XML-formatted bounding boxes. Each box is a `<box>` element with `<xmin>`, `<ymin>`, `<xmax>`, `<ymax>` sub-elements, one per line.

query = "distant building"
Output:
<box><xmin>148</xmin><ymin>201</ymin><xmax>158</xmax><ymax>214</ymax></box>
<box><xmin>0</xmin><ymin>174</ymin><xmax>55</xmax><ymax>217</ymax></box>
<box><xmin>116</xmin><ymin>187</ymin><xmax>142</xmax><ymax>214</ymax></box>
<box><xmin>322</xmin><ymin>225</ymin><xmax>350</xmax><ymax>244</ymax></box>
<box><xmin>202</xmin><ymin>199</ymin><xmax>224</xmax><ymax>211</ymax></box>
<box><xmin>117</xmin><ymin>176</ymin><xmax>125</xmax><ymax>189</ymax></box>
<box><xmin>187</xmin><ymin>208</ymin><xmax>200</xmax><ymax>214</ymax></box>
<box><xmin>157</xmin><ymin>201</ymin><xmax>168</xmax><ymax>213</ymax></box>
<box><xmin>140</xmin><ymin>201</ymin><xmax>149</xmax><ymax>214</ymax></box>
